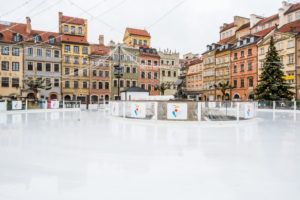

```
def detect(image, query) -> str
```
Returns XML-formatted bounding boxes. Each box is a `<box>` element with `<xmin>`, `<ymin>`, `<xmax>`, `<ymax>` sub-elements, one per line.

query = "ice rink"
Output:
<box><xmin>0</xmin><ymin>110</ymin><xmax>299</xmax><ymax>200</ymax></box>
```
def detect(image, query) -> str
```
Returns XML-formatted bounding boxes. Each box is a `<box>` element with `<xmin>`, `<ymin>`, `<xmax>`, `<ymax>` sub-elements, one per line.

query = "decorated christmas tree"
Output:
<box><xmin>255</xmin><ymin>36</ymin><xmax>294</xmax><ymax>101</ymax></box>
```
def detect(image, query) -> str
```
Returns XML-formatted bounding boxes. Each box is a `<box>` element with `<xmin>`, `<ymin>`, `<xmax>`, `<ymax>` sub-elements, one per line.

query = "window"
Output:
<box><xmin>105</xmin><ymin>82</ymin><xmax>109</xmax><ymax>90</ymax></box>
<box><xmin>280</xmin><ymin>56</ymin><xmax>284</xmax><ymax>64</ymax></box>
<box><xmin>83</xmin><ymin>69</ymin><xmax>88</xmax><ymax>77</ymax></box>
<box><xmin>65</xmin><ymin>56</ymin><xmax>70</xmax><ymax>63</ymax></box>
<box><xmin>132</xmin><ymin>67</ymin><xmax>136</xmax><ymax>73</ymax></box>
<box><xmin>1</xmin><ymin>46</ymin><xmax>9</xmax><ymax>55</ymax></box>
<box><xmin>74</xmin><ymin>81</ymin><xmax>79</xmax><ymax>89</ymax></box>
<box><xmin>78</xmin><ymin>27</ymin><xmax>82</xmax><ymax>34</ymax></box>
<box><xmin>105</xmin><ymin>71</ymin><xmax>109</xmax><ymax>77</ymax></box>
<box><xmin>126</xmin><ymin>67</ymin><xmax>130</xmax><ymax>73</ymax></box>
<box><xmin>37</xmin><ymin>63</ymin><xmax>42</xmax><ymax>71</ymax></box>
<box><xmin>148</xmin><ymin>60</ymin><xmax>152</xmax><ymax>66</ymax></box>
<box><xmin>240</xmin><ymin>64</ymin><xmax>244</xmax><ymax>72</ymax></box>
<box><xmin>64</xmin><ymin>25</ymin><xmax>68</xmax><ymax>32</ymax></box>
<box><xmin>105</xmin><ymin>61</ymin><xmax>109</xmax><ymax>67</ymax></box>
<box><xmin>120</xmin><ymin>80</ymin><xmax>124</xmax><ymax>87</ymax></box>
<box><xmin>168</xmin><ymin>71</ymin><xmax>171</xmax><ymax>77</ymax></box>
<box><xmin>65</xmin><ymin>81</ymin><xmax>70</xmax><ymax>88</ymax></box>
<box><xmin>54</xmin><ymin>50</ymin><xmax>59</xmax><ymax>58</ymax></box>
<box><xmin>174</xmin><ymin>71</ymin><xmax>177</xmax><ymax>77</ymax></box>
<box><xmin>1</xmin><ymin>61</ymin><xmax>9</xmax><ymax>71</ymax></box>
<box><xmin>46</xmin><ymin>50</ymin><xmax>51</xmax><ymax>57</ymax></box>
<box><xmin>120</xmin><ymin>66</ymin><xmax>124</xmax><ymax>73</ymax></box>
<box><xmin>139</xmin><ymin>40</ymin><xmax>142</xmax><ymax>45</ymax></box>
<box><xmin>83</xmin><ymin>57</ymin><xmax>87</xmax><ymax>64</ymax></box>
<box><xmin>34</xmin><ymin>35</ymin><xmax>41</xmax><ymax>43</ymax></box>
<box><xmin>241</xmin><ymin>51</ymin><xmax>244</xmax><ymax>57</ymax></box>
<box><xmin>54</xmin><ymin>79</ymin><xmax>59</xmax><ymax>87</ymax></box>
<box><xmin>46</xmin><ymin>78</ymin><xmax>51</xmax><ymax>86</ymax></box>
<box><xmin>11</xmin><ymin>78</ymin><xmax>19</xmax><ymax>88</ymax></box>
<box><xmin>132</xmin><ymin>81</ymin><xmax>136</xmax><ymax>87</ymax></box>
<box><xmin>113</xmin><ymin>54</ymin><xmax>118</xmax><ymax>60</ymax></box>
<box><xmin>71</xmin><ymin>26</ymin><xmax>75</xmax><ymax>34</ymax></box>
<box><xmin>234</xmin><ymin>53</ymin><xmax>238</xmax><ymax>59</ymax></box>
<box><xmin>134</xmin><ymin>39</ymin><xmax>137</xmax><ymax>45</ymax></box>
<box><xmin>83</xmin><ymin>82</ymin><xmax>88</xmax><ymax>89</ymax></box>
<box><xmin>2</xmin><ymin>77</ymin><xmax>9</xmax><ymax>87</ymax></box>
<box><xmin>162</xmin><ymin>70</ymin><xmax>165</xmax><ymax>76</ymax></box>
<box><xmin>296</xmin><ymin>11</ymin><xmax>300</xmax><ymax>20</ymax></box>
<box><xmin>99</xmin><ymin>82</ymin><xmax>103</xmax><ymax>89</ymax></box>
<box><xmin>126</xmin><ymin>56</ymin><xmax>130</xmax><ymax>61</ymax></box>
<box><xmin>46</xmin><ymin>63</ymin><xmax>51</xmax><ymax>72</ymax></box>
<box><xmin>288</xmin><ymin>54</ymin><xmax>294</xmax><ymax>64</ymax></box>
<box><xmin>113</xmin><ymin>80</ymin><xmax>117</xmax><ymax>87</ymax></box>
<box><xmin>148</xmin><ymin>84</ymin><xmax>151</xmax><ymax>91</ymax></box>
<box><xmin>248</xmin><ymin>62</ymin><xmax>253</xmax><ymax>71</ymax></box>
<box><xmin>161</xmin><ymin>60</ymin><xmax>164</xmax><ymax>65</ymax></box>
<box><xmin>141</xmin><ymin>84</ymin><xmax>145</xmax><ymax>89</ymax></box>
<box><xmin>64</xmin><ymin>45</ymin><xmax>70</xmax><ymax>52</ymax></box>
<box><xmin>37</xmin><ymin>49</ymin><xmax>42</xmax><ymax>56</ymax></box>
<box><xmin>233</xmin><ymin>64</ymin><xmax>237</xmax><ymax>73</ymax></box>
<box><xmin>120</xmin><ymin>55</ymin><xmax>124</xmax><ymax>60</ymax></box>
<box><xmin>249</xmin><ymin>77</ymin><xmax>253</xmax><ymax>87</ymax></box>
<box><xmin>13</xmin><ymin>33</ymin><xmax>22</xmax><ymax>42</ymax></box>
<box><xmin>288</xmin><ymin>40</ymin><xmax>294</xmax><ymax>48</ymax></box>
<box><xmin>126</xmin><ymin>80</ymin><xmax>130</xmax><ymax>87</ymax></box>
<box><xmin>28</xmin><ymin>47</ymin><xmax>33</xmax><ymax>56</ymax></box>
<box><xmin>12</xmin><ymin>48</ymin><xmax>19</xmax><ymax>56</ymax></box>
<box><xmin>233</xmin><ymin>80</ymin><xmax>237</xmax><ymax>88</ymax></box>
<box><xmin>82</xmin><ymin>47</ymin><xmax>88</xmax><ymax>54</ymax></box>
<box><xmin>144</xmin><ymin>40</ymin><xmax>147</xmax><ymax>46</ymax></box>
<box><xmin>172</xmin><ymin>61</ymin><xmax>174</xmax><ymax>65</ymax></box>
<box><xmin>147</xmin><ymin>72</ymin><xmax>152</xmax><ymax>79</ymax></box>
<box><xmin>248</xmin><ymin>49</ymin><xmax>252</xmax><ymax>56</ymax></box>
<box><xmin>28</xmin><ymin>62</ymin><xmax>33</xmax><ymax>70</ymax></box>
<box><xmin>49</xmin><ymin>36</ymin><xmax>56</xmax><ymax>44</ymax></box>
<box><xmin>154</xmin><ymin>72</ymin><xmax>158</xmax><ymax>79</ymax></box>
<box><xmin>260</xmin><ymin>48</ymin><xmax>264</xmax><ymax>55</ymax></box>
<box><xmin>99</xmin><ymin>71</ymin><xmax>103</xmax><ymax>77</ymax></box>
<box><xmin>54</xmin><ymin>64</ymin><xmax>59</xmax><ymax>72</ymax></box>
<box><xmin>141</xmin><ymin>59</ymin><xmax>145</xmax><ymax>65</ymax></box>
<box><xmin>74</xmin><ymin>68</ymin><xmax>78</xmax><ymax>76</ymax></box>
<box><xmin>74</xmin><ymin>46</ymin><xmax>79</xmax><ymax>54</ymax></box>
<box><xmin>141</xmin><ymin>71</ymin><xmax>145</xmax><ymax>79</ymax></box>
<box><xmin>241</xmin><ymin>79</ymin><xmax>244</xmax><ymax>88</ymax></box>
<box><xmin>154</xmin><ymin>61</ymin><xmax>158</xmax><ymax>66</ymax></box>
<box><xmin>288</xmin><ymin>14</ymin><xmax>293</xmax><ymax>23</ymax></box>
<box><xmin>99</xmin><ymin>61</ymin><xmax>103</xmax><ymax>66</ymax></box>
<box><xmin>278</xmin><ymin>42</ymin><xmax>283</xmax><ymax>50</ymax></box>
<box><xmin>74</xmin><ymin>57</ymin><xmax>79</xmax><ymax>64</ymax></box>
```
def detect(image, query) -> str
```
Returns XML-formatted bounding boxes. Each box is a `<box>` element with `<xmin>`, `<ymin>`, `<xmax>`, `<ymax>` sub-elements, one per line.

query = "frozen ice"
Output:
<box><xmin>0</xmin><ymin>110</ymin><xmax>299</xmax><ymax>200</ymax></box>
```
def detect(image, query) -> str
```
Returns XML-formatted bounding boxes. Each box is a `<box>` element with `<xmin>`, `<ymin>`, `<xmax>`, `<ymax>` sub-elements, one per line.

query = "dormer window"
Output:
<box><xmin>207</xmin><ymin>45</ymin><xmax>211</xmax><ymax>51</ymax></box>
<box><xmin>48</xmin><ymin>36</ymin><xmax>56</xmax><ymax>44</ymax></box>
<box><xmin>250</xmin><ymin>37</ymin><xmax>254</xmax><ymax>43</ymax></box>
<box><xmin>64</xmin><ymin>25</ymin><xmax>68</xmax><ymax>33</ymax></box>
<box><xmin>34</xmin><ymin>34</ymin><xmax>41</xmax><ymax>43</ymax></box>
<box><xmin>13</xmin><ymin>33</ymin><xmax>22</xmax><ymax>42</ymax></box>
<box><xmin>0</xmin><ymin>33</ymin><xmax>3</xmax><ymax>40</ymax></box>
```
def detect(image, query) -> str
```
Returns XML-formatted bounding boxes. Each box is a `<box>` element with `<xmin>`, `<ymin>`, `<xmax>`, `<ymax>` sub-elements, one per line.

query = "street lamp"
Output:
<box><xmin>114</xmin><ymin>45</ymin><xmax>123</xmax><ymax>100</ymax></box>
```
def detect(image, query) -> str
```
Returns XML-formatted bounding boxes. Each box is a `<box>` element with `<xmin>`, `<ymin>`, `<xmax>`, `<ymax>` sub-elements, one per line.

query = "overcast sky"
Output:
<box><xmin>0</xmin><ymin>0</ymin><xmax>294</xmax><ymax>57</ymax></box>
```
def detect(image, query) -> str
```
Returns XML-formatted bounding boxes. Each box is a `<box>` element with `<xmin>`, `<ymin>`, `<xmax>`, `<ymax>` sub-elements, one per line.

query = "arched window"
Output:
<box><xmin>48</xmin><ymin>36</ymin><xmax>56</xmax><ymax>44</ymax></box>
<box><xmin>64</xmin><ymin>95</ymin><xmax>71</xmax><ymax>101</ymax></box>
<box><xmin>50</xmin><ymin>94</ymin><xmax>57</xmax><ymax>100</ymax></box>
<box><xmin>233</xmin><ymin>94</ymin><xmax>240</xmax><ymax>100</ymax></box>
<box><xmin>34</xmin><ymin>34</ymin><xmax>41</xmax><ymax>43</ymax></box>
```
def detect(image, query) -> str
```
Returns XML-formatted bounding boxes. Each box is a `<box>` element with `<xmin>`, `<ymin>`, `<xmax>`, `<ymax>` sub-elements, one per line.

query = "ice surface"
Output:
<box><xmin>0</xmin><ymin>110</ymin><xmax>299</xmax><ymax>200</ymax></box>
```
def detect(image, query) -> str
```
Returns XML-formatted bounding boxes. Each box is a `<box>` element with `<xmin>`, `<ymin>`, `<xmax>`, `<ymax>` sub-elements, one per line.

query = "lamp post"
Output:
<box><xmin>114</xmin><ymin>45</ymin><xmax>123</xmax><ymax>100</ymax></box>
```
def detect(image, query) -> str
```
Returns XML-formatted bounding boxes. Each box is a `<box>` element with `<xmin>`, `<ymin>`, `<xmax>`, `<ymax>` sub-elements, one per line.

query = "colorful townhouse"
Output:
<box><xmin>123</xmin><ymin>27</ymin><xmax>151</xmax><ymax>47</ymax></box>
<box><xmin>89</xmin><ymin>35</ymin><xmax>111</xmax><ymax>103</ymax></box>
<box><xmin>0</xmin><ymin>21</ymin><xmax>24</xmax><ymax>99</ymax></box>
<box><xmin>158</xmin><ymin>49</ymin><xmax>180</xmax><ymax>95</ymax></box>
<box><xmin>185</xmin><ymin>59</ymin><xmax>203</xmax><ymax>100</ymax></box>
<box><xmin>139</xmin><ymin>46</ymin><xmax>160</xmax><ymax>95</ymax></box>
<box><xmin>59</xmin><ymin>12</ymin><xmax>90</xmax><ymax>102</ymax></box>
<box><xmin>23</xmin><ymin>17</ymin><xmax>62</xmax><ymax>100</ymax></box>
<box><xmin>257</xmin><ymin>21</ymin><xmax>300</xmax><ymax>98</ymax></box>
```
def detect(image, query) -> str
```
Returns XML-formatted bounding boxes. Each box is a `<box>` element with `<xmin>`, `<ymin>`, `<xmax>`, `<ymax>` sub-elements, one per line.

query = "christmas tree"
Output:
<box><xmin>255</xmin><ymin>36</ymin><xmax>294</xmax><ymax>101</ymax></box>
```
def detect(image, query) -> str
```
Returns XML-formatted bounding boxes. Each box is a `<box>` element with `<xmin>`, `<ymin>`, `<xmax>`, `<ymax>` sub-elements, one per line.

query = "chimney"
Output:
<box><xmin>26</xmin><ymin>17</ymin><xmax>31</xmax><ymax>35</ymax></box>
<box><xmin>250</xmin><ymin>14</ymin><xmax>264</xmax><ymax>28</ymax></box>
<box><xmin>99</xmin><ymin>35</ymin><xmax>104</xmax><ymax>45</ymax></box>
<box><xmin>59</xmin><ymin>12</ymin><xmax>63</xmax><ymax>20</ymax></box>
<box><xmin>58</xmin><ymin>12</ymin><xmax>63</xmax><ymax>33</ymax></box>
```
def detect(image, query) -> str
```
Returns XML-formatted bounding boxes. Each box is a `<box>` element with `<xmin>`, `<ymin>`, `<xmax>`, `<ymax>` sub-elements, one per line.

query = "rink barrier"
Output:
<box><xmin>110</xmin><ymin>101</ymin><xmax>258</xmax><ymax>122</ymax></box>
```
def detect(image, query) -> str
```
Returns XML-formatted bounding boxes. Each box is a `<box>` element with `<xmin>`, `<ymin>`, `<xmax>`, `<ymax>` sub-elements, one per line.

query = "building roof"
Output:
<box><xmin>121</xmin><ymin>87</ymin><xmax>149</xmax><ymax>93</ymax></box>
<box><xmin>0</xmin><ymin>22</ymin><xmax>27</xmax><ymax>43</ymax></box>
<box><xmin>126</xmin><ymin>28</ymin><xmax>150</xmax><ymax>37</ymax></box>
<box><xmin>236</xmin><ymin>22</ymin><xmax>250</xmax><ymax>32</ymax></box>
<box><xmin>253</xmin><ymin>14</ymin><xmax>279</xmax><ymax>28</ymax></box>
<box><xmin>187</xmin><ymin>58</ymin><xmax>202</xmax><ymax>66</ymax></box>
<box><xmin>217</xmin><ymin>36</ymin><xmax>235</xmax><ymax>44</ymax></box>
<box><xmin>61</xmin><ymin>34</ymin><xmax>88</xmax><ymax>44</ymax></box>
<box><xmin>91</xmin><ymin>50</ymin><xmax>108</xmax><ymax>56</ymax></box>
<box><xmin>284</xmin><ymin>3</ymin><xmax>300</xmax><ymax>15</ymax></box>
<box><xmin>220</xmin><ymin>22</ymin><xmax>235</xmax><ymax>32</ymax></box>
<box><xmin>60</xmin><ymin>15</ymin><xmax>85</xmax><ymax>25</ymax></box>
<box><xmin>254</xmin><ymin>26</ymin><xmax>276</xmax><ymax>37</ymax></box>
<box><xmin>278</xmin><ymin>20</ymin><xmax>300</xmax><ymax>33</ymax></box>
<box><xmin>27</xmin><ymin>30</ymin><xmax>61</xmax><ymax>44</ymax></box>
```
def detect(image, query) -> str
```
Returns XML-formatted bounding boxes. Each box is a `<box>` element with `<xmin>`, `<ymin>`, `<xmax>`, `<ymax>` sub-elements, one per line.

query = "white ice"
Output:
<box><xmin>0</xmin><ymin>110</ymin><xmax>299</xmax><ymax>200</ymax></box>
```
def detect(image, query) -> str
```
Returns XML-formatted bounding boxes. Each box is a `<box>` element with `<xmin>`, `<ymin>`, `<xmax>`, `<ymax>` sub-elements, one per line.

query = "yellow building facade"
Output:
<box><xmin>123</xmin><ymin>28</ymin><xmax>151</xmax><ymax>47</ymax></box>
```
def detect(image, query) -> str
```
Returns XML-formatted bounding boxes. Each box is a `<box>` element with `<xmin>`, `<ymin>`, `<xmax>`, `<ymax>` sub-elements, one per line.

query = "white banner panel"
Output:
<box><xmin>244</xmin><ymin>103</ymin><xmax>254</xmax><ymax>119</ymax></box>
<box><xmin>0</xmin><ymin>102</ymin><xmax>7</xmax><ymax>111</ymax></box>
<box><xmin>130</xmin><ymin>103</ymin><xmax>146</xmax><ymax>118</ymax></box>
<box><xmin>167</xmin><ymin>103</ymin><xmax>187</xmax><ymax>120</ymax></box>
<box><xmin>111</xmin><ymin>102</ymin><xmax>119</xmax><ymax>116</ymax></box>
<box><xmin>12</xmin><ymin>101</ymin><xmax>22</xmax><ymax>110</ymax></box>
<box><xmin>50</xmin><ymin>101</ymin><xmax>60</xmax><ymax>109</ymax></box>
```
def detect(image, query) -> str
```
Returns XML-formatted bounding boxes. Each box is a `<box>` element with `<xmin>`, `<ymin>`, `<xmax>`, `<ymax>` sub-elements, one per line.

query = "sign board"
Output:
<box><xmin>111</xmin><ymin>102</ymin><xmax>119</xmax><ymax>116</ymax></box>
<box><xmin>12</xmin><ymin>101</ymin><xmax>22</xmax><ymax>110</ymax></box>
<box><xmin>244</xmin><ymin>103</ymin><xmax>254</xmax><ymax>119</ymax></box>
<box><xmin>0</xmin><ymin>102</ymin><xmax>7</xmax><ymax>111</ymax></box>
<box><xmin>50</xmin><ymin>101</ymin><xmax>60</xmax><ymax>109</ymax></box>
<box><xmin>130</xmin><ymin>103</ymin><xmax>146</xmax><ymax>118</ymax></box>
<box><xmin>167</xmin><ymin>103</ymin><xmax>187</xmax><ymax>120</ymax></box>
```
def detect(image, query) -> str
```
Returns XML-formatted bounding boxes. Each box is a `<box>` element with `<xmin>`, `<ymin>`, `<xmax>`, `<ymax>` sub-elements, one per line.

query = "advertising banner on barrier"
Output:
<box><xmin>244</xmin><ymin>103</ymin><xmax>254</xmax><ymax>119</ymax></box>
<box><xmin>130</xmin><ymin>103</ymin><xmax>146</xmax><ymax>118</ymax></box>
<box><xmin>0</xmin><ymin>102</ymin><xmax>7</xmax><ymax>111</ymax></box>
<box><xmin>12</xmin><ymin>101</ymin><xmax>22</xmax><ymax>110</ymax></box>
<box><xmin>111</xmin><ymin>102</ymin><xmax>119</xmax><ymax>116</ymax></box>
<box><xmin>167</xmin><ymin>103</ymin><xmax>187</xmax><ymax>120</ymax></box>
<box><xmin>50</xmin><ymin>101</ymin><xmax>60</xmax><ymax>109</ymax></box>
